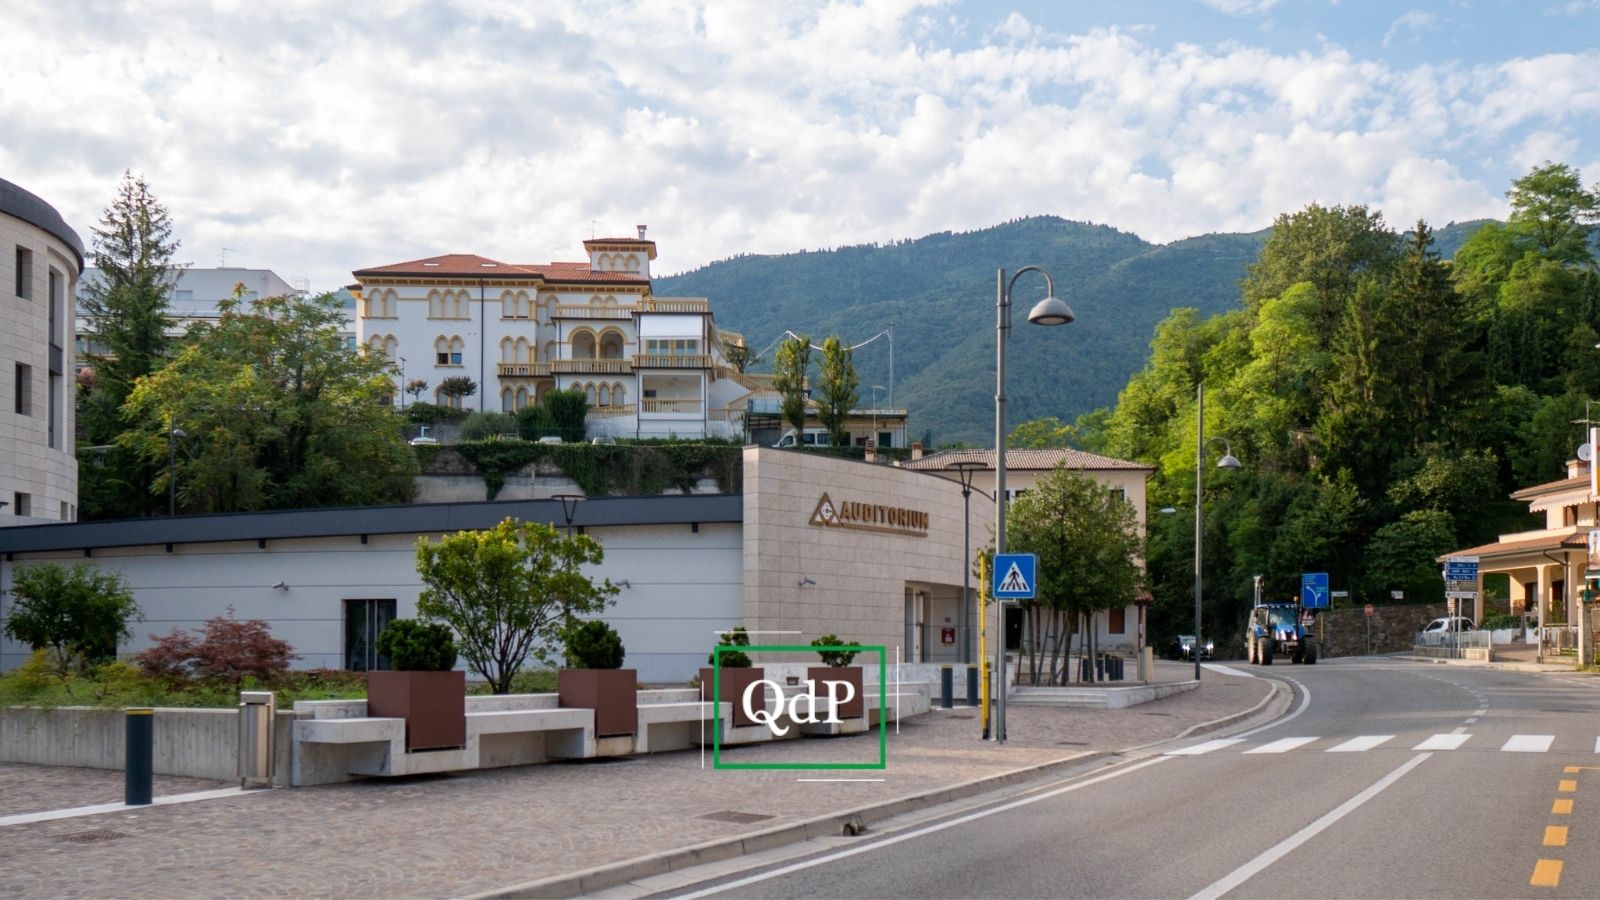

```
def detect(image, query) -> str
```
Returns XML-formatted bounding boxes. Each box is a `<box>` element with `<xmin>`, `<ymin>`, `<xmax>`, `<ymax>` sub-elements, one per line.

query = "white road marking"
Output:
<box><xmin>1188</xmin><ymin>753</ymin><xmax>1432</xmax><ymax>900</ymax></box>
<box><xmin>1415</xmin><ymin>734</ymin><xmax>1470</xmax><ymax>751</ymax></box>
<box><xmin>1233</xmin><ymin>675</ymin><xmax>1310</xmax><ymax>739</ymax></box>
<box><xmin>1166</xmin><ymin>739</ymin><xmax>1246</xmax><ymax>756</ymax></box>
<box><xmin>1502</xmin><ymin>735</ymin><xmax>1555</xmax><ymax>753</ymax></box>
<box><xmin>669</xmin><ymin>756</ymin><xmax>1173</xmax><ymax>899</ymax></box>
<box><xmin>0</xmin><ymin>787</ymin><xmax>255</xmax><ymax>828</ymax></box>
<box><xmin>1245</xmin><ymin>737</ymin><xmax>1317</xmax><ymax>754</ymax></box>
<box><xmin>1465</xmin><ymin>718</ymin><xmax>1478</xmax><ymax>724</ymax></box>
<box><xmin>1327</xmin><ymin>735</ymin><xmax>1393</xmax><ymax>753</ymax></box>
<box><xmin>1594</xmin><ymin>736</ymin><xmax>1600</xmax><ymax>754</ymax></box>
<box><xmin>1202</xmin><ymin>663</ymin><xmax>1256</xmax><ymax>678</ymax></box>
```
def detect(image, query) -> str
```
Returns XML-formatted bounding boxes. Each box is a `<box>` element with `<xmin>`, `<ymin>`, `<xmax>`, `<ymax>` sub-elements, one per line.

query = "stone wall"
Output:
<box><xmin>1317</xmin><ymin>604</ymin><xmax>1447</xmax><ymax>657</ymax></box>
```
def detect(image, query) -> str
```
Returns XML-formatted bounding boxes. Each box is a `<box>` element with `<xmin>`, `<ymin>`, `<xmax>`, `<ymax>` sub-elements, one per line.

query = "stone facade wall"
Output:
<box><xmin>1317</xmin><ymin>603</ymin><xmax>1447</xmax><ymax>657</ymax></box>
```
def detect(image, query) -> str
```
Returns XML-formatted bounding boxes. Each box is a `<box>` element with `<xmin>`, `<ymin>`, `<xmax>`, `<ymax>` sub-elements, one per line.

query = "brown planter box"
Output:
<box><xmin>367</xmin><ymin>670</ymin><xmax>466</xmax><ymax>751</ymax></box>
<box><xmin>558</xmin><ymin>668</ymin><xmax>638</xmax><ymax>737</ymax></box>
<box><xmin>699</xmin><ymin>666</ymin><xmax>767</xmax><ymax>727</ymax></box>
<box><xmin>808</xmin><ymin>666</ymin><xmax>865</xmax><ymax>719</ymax></box>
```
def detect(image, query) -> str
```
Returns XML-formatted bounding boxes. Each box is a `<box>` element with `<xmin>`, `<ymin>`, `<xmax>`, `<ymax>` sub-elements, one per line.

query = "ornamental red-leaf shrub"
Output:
<box><xmin>134</xmin><ymin>611</ymin><xmax>298</xmax><ymax>685</ymax></box>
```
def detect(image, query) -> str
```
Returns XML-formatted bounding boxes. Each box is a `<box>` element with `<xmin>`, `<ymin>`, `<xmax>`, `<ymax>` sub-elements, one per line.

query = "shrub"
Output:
<box><xmin>1481</xmin><ymin>612</ymin><xmax>1521</xmax><ymax>631</ymax></box>
<box><xmin>516</xmin><ymin>404</ymin><xmax>557</xmax><ymax>440</ymax></box>
<box><xmin>375</xmin><ymin>619</ymin><xmax>457</xmax><ymax>671</ymax></box>
<box><xmin>2</xmin><ymin>563</ymin><xmax>142</xmax><ymax>674</ymax></box>
<box><xmin>405</xmin><ymin>401</ymin><xmax>465</xmax><ymax>425</ymax></box>
<box><xmin>708</xmin><ymin>626</ymin><xmax>752</xmax><ymax>668</ymax></box>
<box><xmin>135</xmin><ymin>612</ymin><xmax>297</xmax><ymax>685</ymax></box>
<box><xmin>460</xmin><ymin>411</ymin><xmax>517</xmax><ymax>442</ymax></box>
<box><xmin>563</xmin><ymin>620</ymin><xmax>625</xmax><ymax>669</ymax></box>
<box><xmin>543</xmin><ymin>388</ymin><xmax>589</xmax><ymax>442</ymax></box>
<box><xmin>811</xmin><ymin>634</ymin><xmax>861</xmax><ymax>667</ymax></box>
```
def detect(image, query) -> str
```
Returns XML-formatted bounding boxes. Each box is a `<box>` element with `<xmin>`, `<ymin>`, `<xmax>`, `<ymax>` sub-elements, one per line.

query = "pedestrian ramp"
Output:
<box><xmin>1166</xmin><ymin>734</ymin><xmax>1574</xmax><ymax>756</ymax></box>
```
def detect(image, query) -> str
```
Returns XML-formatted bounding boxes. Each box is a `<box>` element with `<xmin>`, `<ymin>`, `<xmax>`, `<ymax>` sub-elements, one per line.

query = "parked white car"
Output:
<box><xmin>1422</xmin><ymin>616</ymin><xmax>1474</xmax><ymax>633</ymax></box>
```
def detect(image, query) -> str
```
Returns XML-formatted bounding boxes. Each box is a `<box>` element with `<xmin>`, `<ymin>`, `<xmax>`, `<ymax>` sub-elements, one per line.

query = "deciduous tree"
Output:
<box><xmin>2</xmin><ymin>564</ymin><xmax>142</xmax><ymax>674</ymax></box>
<box><xmin>813</xmin><ymin>336</ymin><xmax>859</xmax><ymax>447</ymax></box>
<box><xmin>772</xmin><ymin>334</ymin><xmax>812</xmax><ymax>440</ymax></box>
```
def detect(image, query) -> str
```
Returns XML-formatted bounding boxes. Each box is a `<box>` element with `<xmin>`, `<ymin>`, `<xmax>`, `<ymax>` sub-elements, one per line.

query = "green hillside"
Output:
<box><xmin>657</xmin><ymin>217</ymin><xmax>1265</xmax><ymax>445</ymax></box>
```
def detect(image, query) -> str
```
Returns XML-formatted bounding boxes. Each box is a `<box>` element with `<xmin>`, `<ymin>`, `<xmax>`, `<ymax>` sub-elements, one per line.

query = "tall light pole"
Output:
<box><xmin>994</xmin><ymin>266</ymin><xmax>1074</xmax><ymax>744</ymax></box>
<box><xmin>167</xmin><ymin>421</ymin><xmax>185</xmax><ymax>517</ymax></box>
<box><xmin>552</xmin><ymin>493</ymin><xmax>583</xmax><ymax>537</ymax></box>
<box><xmin>949</xmin><ymin>461</ymin><xmax>984</xmax><ymax>666</ymax></box>
<box><xmin>1193</xmin><ymin>382</ymin><xmax>1240</xmax><ymax>682</ymax></box>
<box><xmin>871</xmin><ymin>384</ymin><xmax>886</xmax><ymax>443</ymax></box>
<box><xmin>398</xmin><ymin>356</ymin><xmax>407</xmax><ymax>410</ymax></box>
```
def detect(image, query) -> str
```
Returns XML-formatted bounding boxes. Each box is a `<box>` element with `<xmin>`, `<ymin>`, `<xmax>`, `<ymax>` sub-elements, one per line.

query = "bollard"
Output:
<box><xmin>1095</xmin><ymin>654</ymin><xmax>1105</xmax><ymax>680</ymax></box>
<box><xmin>126</xmin><ymin>708</ymin><xmax>154</xmax><ymax>806</ymax></box>
<box><xmin>940</xmin><ymin>666</ymin><xmax>953</xmax><ymax>709</ymax></box>
<box><xmin>966</xmin><ymin>665</ymin><xmax>979</xmax><ymax>707</ymax></box>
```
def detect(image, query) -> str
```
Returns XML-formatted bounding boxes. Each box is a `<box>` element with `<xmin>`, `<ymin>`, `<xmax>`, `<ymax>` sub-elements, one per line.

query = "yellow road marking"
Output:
<box><xmin>1563</xmin><ymin>766</ymin><xmax>1600</xmax><ymax>772</ymax></box>
<box><xmin>1531</xmin><ymin>859</ymin><xmax>1563</xmax><ymax>887</ymax></box>
<box><xmin>1553</xmin><ymin>799</ymin><xmax>1573</xmax><ymax>815</ymax></box>
<box><xmin>1544</xmin><ymin>826</ymin><xmax>1569</xmax><ymax>847</ymax></box>
<box><xmin>1558</xmin><ymin>779</ymin><xmax>1577</xmax><ymax>793</ymax></box>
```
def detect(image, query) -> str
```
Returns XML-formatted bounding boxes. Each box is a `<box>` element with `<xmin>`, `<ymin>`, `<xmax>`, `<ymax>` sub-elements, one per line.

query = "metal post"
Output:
<box><xmin>962</xmin><ymin>487</ymin><xmax>971</xmax><ymax>664</ymax></box>
<box><xmin>167</xmin><ymin>420</ymin><xmax>178</xmax><ymax>517</ymax></box>
<box><xmin>1194</xmin><ymin>383</ymin><xmax>1205</xmax><ymax>683</ymax></box>
<box><xmin>966</xmin><ymin>664</ymin><xmax>979</xmax><ymax>707</ymax></box>
<box><xmin>126</xmin><ymin>708</ymin><xmax>153</xmax><ymax>805</ymax></box>
<box><xmin>994</xmin><ymin>268</ymin><xmax>1009</xmax><ymax>743</ymax></box>
<box><xmin>940</xmin><ymin>666</ymin><xmax>953</xmax><ymax>709</ymax></box>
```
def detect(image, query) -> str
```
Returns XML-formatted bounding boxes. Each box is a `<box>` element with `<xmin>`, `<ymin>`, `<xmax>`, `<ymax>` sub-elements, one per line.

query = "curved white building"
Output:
<box><xmin>0</xmin><ymin>178</ymin><xmax>81</xmax><ymax>524</ymax></box>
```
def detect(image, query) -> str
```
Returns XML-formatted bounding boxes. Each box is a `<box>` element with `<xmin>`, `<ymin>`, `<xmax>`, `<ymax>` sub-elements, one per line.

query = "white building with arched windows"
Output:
<box><xmin>352</xmin><ymin>227</ymin><xmax>759</xmax><ymax>438</ymax></box>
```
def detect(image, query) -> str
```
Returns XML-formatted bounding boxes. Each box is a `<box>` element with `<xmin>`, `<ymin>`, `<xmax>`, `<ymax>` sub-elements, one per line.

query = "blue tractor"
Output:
<box><xmin>1247</xmin><ymin>602</ymin><xmax>1317</xmax><ymax>665</ymax></box>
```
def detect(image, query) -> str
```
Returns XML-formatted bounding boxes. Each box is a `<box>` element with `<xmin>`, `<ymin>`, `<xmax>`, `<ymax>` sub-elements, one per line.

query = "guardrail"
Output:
<box><xmin>633</xmin><ymin>354</ymin><xmax>710</xmax><ymax>368</ymax></box>
<box><xmin>641</xmin><ymin>398</ymin><xmax>703</xmax><ymax>414</ymax></box>
<box><xmin>552</xmin><ymin>359</ymin><xmax>632</xmax><ymax>374</ymax></box>
<box><xmin>496</xmin><ymin>362</ymin><xmax>551</xmax><ymax>377</ymax></box>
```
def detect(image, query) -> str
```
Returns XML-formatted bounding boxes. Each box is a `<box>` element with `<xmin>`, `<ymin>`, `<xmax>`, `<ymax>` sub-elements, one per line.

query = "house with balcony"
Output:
<box><xmin>351</xmin><ymin>228</ymin><xmax>753</xmax><ymax>439</ymax></box>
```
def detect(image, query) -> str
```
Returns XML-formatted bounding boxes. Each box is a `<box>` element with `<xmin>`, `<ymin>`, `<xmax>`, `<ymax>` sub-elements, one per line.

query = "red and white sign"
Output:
<box><xmin>1364</xmin><ymin>604</ymin><xmax>1375</xmax><ymax>618</ymax></box>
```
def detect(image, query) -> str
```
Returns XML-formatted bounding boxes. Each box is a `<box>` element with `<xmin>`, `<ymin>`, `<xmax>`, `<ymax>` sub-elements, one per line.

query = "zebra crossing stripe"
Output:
<box><xmin>1166</xmin><ymin>738</ymin><xmax>1245</xmax><ymax>756</ymax></box>
<box><xmin>1414</xmin><ymin>734</ymin><xmax>1471</xmax><ymax>751</ymax></box>
<box><xmin>1328</xmin><ymin>735</ymin><xmax>1394</xmax><ymax>753</ymax></box>
<box><xmin>1502</xmin><ymin>735</ymin><xmax>1555</xmax><ymax>753</ymax></box>
<box><xmin>1245</xmin><ymin>737</ymin><xmax>1317</xmax><ymax>754</ymax></box>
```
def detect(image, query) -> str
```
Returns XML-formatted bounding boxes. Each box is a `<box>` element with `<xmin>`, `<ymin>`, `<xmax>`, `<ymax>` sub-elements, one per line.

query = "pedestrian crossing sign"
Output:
<box><xmin>993</xmin><ymin>553</ymin><xmax>1037</xmax><ymax>600</ymax></box>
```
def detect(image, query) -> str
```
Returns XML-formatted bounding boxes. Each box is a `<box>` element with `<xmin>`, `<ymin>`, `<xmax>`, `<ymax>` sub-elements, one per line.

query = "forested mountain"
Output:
<box><xmin>658</xmin><ymin>216</ymin><xmax>1489</xmax><ymax>446</ymax></box>
<box><xmin>657</xmin><ymin>218</ymin><xmax>1263</xmax><ymax>445</ymax></box>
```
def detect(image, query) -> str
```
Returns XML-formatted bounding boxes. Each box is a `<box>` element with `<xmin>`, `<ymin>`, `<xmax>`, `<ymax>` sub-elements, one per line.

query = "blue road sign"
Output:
<box><xmin>1444</xmin><ymin>558</ymin><xmax>1479</xmax><ymax>581</ymax></box>
<box><xmin>1301</xmin><ymin>572</ymin><xmax>1330</xmax><ymax>609</ymax></box>
<box><xmin>993</xmin><ymin>553</ymin><xmax>1038</xmax><ymax>600</ymax></box>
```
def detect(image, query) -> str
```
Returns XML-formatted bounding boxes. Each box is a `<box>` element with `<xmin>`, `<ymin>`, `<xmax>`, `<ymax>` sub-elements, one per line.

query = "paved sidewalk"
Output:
<box><xmin>0</xmin><ymin>662</ymin><xmax>1274</xmax><ymax>899</ymax></box>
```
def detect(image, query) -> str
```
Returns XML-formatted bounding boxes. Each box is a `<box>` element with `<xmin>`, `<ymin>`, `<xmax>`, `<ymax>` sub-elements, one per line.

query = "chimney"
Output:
<box><xmin>1571</xmin><ymin>458</ymin><xmax>1587</xmax><ymax>480</ymax></box>
<box><xmin>637</xmin><ymin>224</ymin><xmax>647</xmax><ymax>240</ymax></box>
<box><xmin>911</xmin><ymin>441</ymin><xmax>923</xmax><ymax>461</ymax></box>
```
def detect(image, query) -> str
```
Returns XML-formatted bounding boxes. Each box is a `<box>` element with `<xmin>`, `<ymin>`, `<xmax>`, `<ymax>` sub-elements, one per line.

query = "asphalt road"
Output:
<box><xmin>665</xmin><ymin>658</ymin><xmax>1600</xmax><ymax>899</ymax></box>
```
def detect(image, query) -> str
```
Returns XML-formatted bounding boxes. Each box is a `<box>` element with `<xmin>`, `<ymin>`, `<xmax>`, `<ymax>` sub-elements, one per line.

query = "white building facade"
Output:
<box><xmin>0</xmin><ymin>178</ymin><xmax>81</xmax><ymax>525</ymax></box>
<box><xmin>352</xmin><ymin>228</ymin><xmax>755</xmax><ymax>440</ymax></box>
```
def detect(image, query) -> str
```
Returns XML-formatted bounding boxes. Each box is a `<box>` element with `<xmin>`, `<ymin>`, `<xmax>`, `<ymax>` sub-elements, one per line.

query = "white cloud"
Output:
<box><xmin>1383</xmin><ymin>9</ymin><xmax>1439</xmax><ymax>47</ymax></box>
<box><xmin>1</xmin><ymin>0</ymin><xmax>1591</xmax><ymax>291</ymax></box>
<box><xmin>1199</xmin><ymin>0</ymin><xmax>1280</xmax><ymax>15</ymax></box>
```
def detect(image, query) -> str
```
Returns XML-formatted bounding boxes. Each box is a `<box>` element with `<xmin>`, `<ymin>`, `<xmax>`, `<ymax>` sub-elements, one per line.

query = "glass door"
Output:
<box><xmin>344</xmin><ymin>599</ymin><xmax>397</xmax><ymax>671</ymax></box>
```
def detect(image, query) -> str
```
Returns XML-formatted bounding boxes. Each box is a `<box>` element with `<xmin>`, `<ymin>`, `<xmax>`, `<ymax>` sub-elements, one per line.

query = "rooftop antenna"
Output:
<box><xmin>220</xmin><ymin>247</ymin><xmax>236</xmax><ymax>267</ymax></box>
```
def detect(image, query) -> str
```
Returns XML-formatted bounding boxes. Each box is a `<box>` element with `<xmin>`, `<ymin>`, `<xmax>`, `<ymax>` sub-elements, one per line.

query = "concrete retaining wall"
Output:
<box><xmin>0</xmin><ymin>705</ymin><xmax>299</xmax><ymax>786</ymax></box>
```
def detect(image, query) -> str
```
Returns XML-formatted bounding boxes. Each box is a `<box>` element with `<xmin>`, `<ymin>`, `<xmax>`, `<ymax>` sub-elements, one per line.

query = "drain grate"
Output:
<box><xmin>696</xmin><ymin>810</ymin><xmax>776</xmax><ymax>825</ymax></box>
<box><xmin>58</xmin><ymin>830</ymin><xmax>127</xmax><ymax>844</ymax></box>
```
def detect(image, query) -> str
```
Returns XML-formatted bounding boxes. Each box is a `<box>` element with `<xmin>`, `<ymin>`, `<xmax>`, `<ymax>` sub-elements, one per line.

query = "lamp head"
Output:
<box><xmin>1217</xmin><ymin>453</ymin><xmax>1242</xmax><ymax>470</ymax></box>
<box><xmin>1158</xmin><ymin>506</ymin><xmax>1177</xmax><ymax>515</ymax></box>
<box><xmin>1026</xmin><ymin>296</ymin><xmax>1074</xmax><ymax>326</ymax></box>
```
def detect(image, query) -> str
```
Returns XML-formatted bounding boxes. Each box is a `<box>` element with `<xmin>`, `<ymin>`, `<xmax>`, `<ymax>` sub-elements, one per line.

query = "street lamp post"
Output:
<box><xmin>993</xmin><ymin>266</ymin><xmax>1074</xmax><ymax>744</ymax></box>
<box><xmin>399</xmin><ymin>356</ymin><xmax>407</xmax><ymax>410</ymax></box>
<box><xmin>552</xmin><ymin>493</ymin><xmax>583</xmax><ymax>537</ymax></box>
<box><xmin>870</xmin><ymin>384</ymin><xmax>886</xmax><ymax>442</ymax></box>
<box><xmin>949</xmin><ymin>461</ymin><xmax>985</xmax><ymax>666</ymax></box>
<box><xmin>167</xmin><ymin>421</ymin><xmax>185</xmax><ymax>517</ymax></box>
<box><xmin>1192</xmin><ymin>382</ymin><xmax>1240</xmax><ymax>682</ymax></box>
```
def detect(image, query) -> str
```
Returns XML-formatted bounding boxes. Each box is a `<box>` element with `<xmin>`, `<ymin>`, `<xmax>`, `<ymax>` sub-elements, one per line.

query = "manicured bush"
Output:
<box><xmin>811</xmin><ymin>634</ymin><xmax>861</xmax><ymax>667</ymax></box>
<box><xmin>563</xmin><ymin>620</ymin><xmax>626</xmax><ymax>669</ymax></box>
<box><xmin>708</xmin><ymin>626</ymin><xmax>753</xmax><ymax>668</ymax></box>
<box><xmin>375</xmin><ymin>619</ymin><xmax>458</xmax><ymax>672</ymax></box>
<box><xmin>543</xmin><ymin>388</ymin><xmax>589</xmax><ymax>442</ymax></box>
<box><xmin>405</xmin><ymin>401</ymin><xmax>466</xmax><ymax>425</ymax></box>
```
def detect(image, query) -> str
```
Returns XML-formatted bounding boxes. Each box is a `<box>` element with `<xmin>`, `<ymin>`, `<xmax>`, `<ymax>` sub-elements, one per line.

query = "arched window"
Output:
<box><xmin>515</xmin><ymin>338</ymin><xmax>532</xmax><ymax>363</ymax></box>
<box><xmin>571</xmin><ymin>330</ymin><xmax>597</xmax><ymax>360</ymax></box>
<box><xmin>625</xmin><ymin>255</ymin><xmax>639</xmax><ymax>272</ymax></box>
<box><xmin>611</xmin><ymin>382</ymin><xmax>625</xmax><ymax>405</ymax></box>
<box><xmin>502</xmin><ymin>388</ymin><xmax>514</xmax><ymax>412</ymax></box>
<box><xmin>501</xmin><ymin>290</ymin><xmax>515</xmax><ymax>319</ymax></box>
<box><xmin>541</xmin><ymin>340</ymin><xmax>556</xmax><ymax>361</ymax></box>
<box><xmin>500</xmin><ymin>337</ymin><xmax>515</xmax><ymax>362</ymax></box>
<box><xmin>599</xmin><ymin>329</ymin><xmax>625</xmax><ymax>359</ymax></box>
<box><xmin>436</xmin><ymin>336</ymin><xmax>464</xmax><ymax>366</ymax></box>
<box><xmin>585</xmin><ymin>383</ymin><xmax>597</xmax><ymax>404</ymax></box>
<box><xmin>384</xmin><ymin>335</ymin><xmax>398</xmax><ymax>359</ymax></box>
<box><xmin>598</xmin><ymin>384</ymin><xmax>610</xmax><ymax>406</ymax></box>
<box><xmin>375</xmin><ymin>290</ymin><xmax>396</xmax><ymax>317</ymax></box>
<box><xmin>516</xmin><ymin>387</ymin><xmax>529</xmax><ymax>409</ymax></box>
<box><xmin>367</xmin><ymin>334</ymin><xmax>385</xmax><ymax>356</ymax></box>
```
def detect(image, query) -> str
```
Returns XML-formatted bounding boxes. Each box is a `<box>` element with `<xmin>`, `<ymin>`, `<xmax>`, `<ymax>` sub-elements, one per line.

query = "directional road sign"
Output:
<box><xmin>1444</xmin><ymin>557</ymin><xmax>1479</xmax><ymax>582</ymax></box>
<box><xmin>993</xmin><ymin>553</ymin><xmax>1038</xmax><ymax>600</ymax></box>
<box><xmin>1301</xmin><ymin>572</ymin><xmax>1330</xmax><ymax>609</ymax></box>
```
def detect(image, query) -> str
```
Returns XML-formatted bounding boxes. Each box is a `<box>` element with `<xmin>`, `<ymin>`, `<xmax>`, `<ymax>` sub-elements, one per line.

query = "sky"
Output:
<box><xmin>3</xmin><ymin>0</ymin><xmax>1598</xmax><ymax>292</ymax></box>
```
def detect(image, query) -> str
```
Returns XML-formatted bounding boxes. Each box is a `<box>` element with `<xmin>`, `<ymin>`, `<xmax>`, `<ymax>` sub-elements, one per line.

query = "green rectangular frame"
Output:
<box><xmin>711</xmin><ymin>644</ymin><xmax>889</xmax><ymax>770</ymax></box>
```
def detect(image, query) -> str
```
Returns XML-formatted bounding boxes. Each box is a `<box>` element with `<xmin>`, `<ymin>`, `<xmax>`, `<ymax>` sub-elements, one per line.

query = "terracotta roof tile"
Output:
<box><xmin>1438</xmin><ymin>529</ymin><xmax>1585</xmax><ymax>561</ymax></box>
<box><xmin>903</xmin><ymin>448</ymin><xmax>1155</xmax><ymax>472</ymax></box>
<box><xmin>352</xmin><ymin>254</ymin><xmax>646</xmax><ymax>283</ymax></box>
<box><xmin>1510</xmin><ymin>475</ymin><xmax>1589</xmax><ymax>500</ymax></box>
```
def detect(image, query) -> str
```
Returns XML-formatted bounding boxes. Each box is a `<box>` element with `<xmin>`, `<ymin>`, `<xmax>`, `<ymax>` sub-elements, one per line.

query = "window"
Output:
<box><xmin>48</xmin><ymin>269</ymin><xmax>62</xmax><ymax>347</ymax></box>
<box><xmin>1108</xmin><ymin>607</ymin><xmax>1126</xmax><ymax>634</ymax></box>
<box><xmin>14</xmin><ymin>247</ymin><xmax>32</xmax><ymax>299</ymax></box>
<box><xmin>344</xmin><ymin>599</ymin><xmax>397</xmax><ymax>671</ymax></box>
<box><xmin>502</xmin><ymin>388</ymin><xmax>514</xmax><ymax>412</ymax></box>
<box><xmin>645</xmin><ymin>338</ymin><xmax>699</xmax><ymax>356</ymax></box>
<box><xmin>14</xmin><ymin>363</ymin><xmax>32</xmax><ymax>415</ymax></box>
<box><xmin>434</xmin><ymin>336</ymin><xmax>463</xmax><ymax>366</ymax></box>
<box><xmin>12</xmin><ymin>492</ymin><xmax>30</xmax><ymax>517</ymax></box>
<box><xmin>175</xmin><ymin>289</ymin><xmax>194</xmax><ymax>303</ymax></box>
<box><xmin>47</xmin><ymin>374</ymin><xmax>60</xmax><ymax>449</ymax></box>
<box><xmin>60</xmin><ymin>501</ymin><xmax>70</xmax><ymax>521</ymax></box>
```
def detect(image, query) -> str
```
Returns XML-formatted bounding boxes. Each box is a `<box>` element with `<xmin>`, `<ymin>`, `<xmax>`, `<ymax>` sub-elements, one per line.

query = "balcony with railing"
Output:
<box><xmin>554</xmin><ymin>304</ymin><xmax>636</xmax><ymax>320</ymax></box>
<box><xmin>586</xmin><ymin>404</ymin><xmax>637</xmax><ymax>419</ymax></box>
<box><xmin>552</xmin><ymin>359</ymin><xmax>632</xmax><ymax>374</ymax></box>
<box><xmin>496</xmin><ymin>361</ymin><xmax>551</xmax><ymax>378</ymax></box>
<box><xmin>641</xmin><ymin>397</ymin><xmax>704</xmax><ymax>415</ymax></box>
<box><xmin>640</xmin><ymin>297</ymin><xmax>710</xmax><ymax>313</ymax></box>
<box><xmin>634</xmin><ymin>354</ymin><xmax>711</xmax><ymax>369</ymax></box>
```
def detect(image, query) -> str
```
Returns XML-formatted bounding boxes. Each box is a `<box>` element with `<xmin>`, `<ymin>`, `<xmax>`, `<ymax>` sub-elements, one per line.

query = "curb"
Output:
<box><xmin>464</xmin><ymin>678</ymin><xmax>1288</xmax><ymax>899</ymax></box>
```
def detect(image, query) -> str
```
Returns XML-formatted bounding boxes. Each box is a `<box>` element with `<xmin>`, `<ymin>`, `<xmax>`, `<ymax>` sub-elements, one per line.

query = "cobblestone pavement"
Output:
<box><xmin>0</xmin><ymin>764</ymin><xmax>226</xmax><ymax>817</ymax></box>
<box><xmin>0</xmin><ymin>663</ymin><xmax>1272</xmax><ymax>899</ymax></box>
